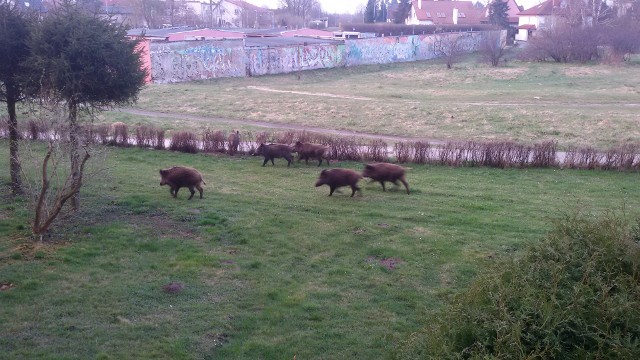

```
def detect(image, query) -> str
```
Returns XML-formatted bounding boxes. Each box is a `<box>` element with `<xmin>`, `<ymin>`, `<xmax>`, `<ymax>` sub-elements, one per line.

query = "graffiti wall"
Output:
<box><xmin>150</xmin><ymin>31</ymin><xmax>503</xmax><ymax>83</ymax></box>
<box><xmin>246</xmin><ymin>44</ymin><xmax>345</xmax><ymax>76</ymax></box>
<box><xmin>150</xmin><ymin>40</ymin><xmax>246</xmax><ymax>83</ymax></box>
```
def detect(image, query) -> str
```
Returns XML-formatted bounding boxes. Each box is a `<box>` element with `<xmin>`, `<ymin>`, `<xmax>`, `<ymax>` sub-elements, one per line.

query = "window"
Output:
<box><xmin>459</xmin><ymin>12</ymin><xmax>466</xmax><ymax>18</ymax></box>
<box><xmin>437</xmin><ymin>12</ymin><xmax>445</xmax><ymax>18</ymax></box>
<box><xmin>426</xmin><ymin>12</ymin><xmax>431</xmax><ymax>17</ymax></box>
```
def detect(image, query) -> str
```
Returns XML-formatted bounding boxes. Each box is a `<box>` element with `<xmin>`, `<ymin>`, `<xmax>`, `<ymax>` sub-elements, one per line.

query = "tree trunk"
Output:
<box><xmin>6</xmin><ymin>86</ymin><xmax>23</xmax><ymax>196</ymax></box>
<box><xmin>68</xmin><ymin>102</ymin><xmax>81</xmax><ymax>210</ymax></box>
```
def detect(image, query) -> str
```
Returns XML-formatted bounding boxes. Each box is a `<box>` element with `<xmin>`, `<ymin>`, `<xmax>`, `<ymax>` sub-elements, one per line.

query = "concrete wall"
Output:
<box><xmin>150</xmin><ymin>40</ymin><xmax>246</xmax><ymax>83</ymax></box>
<box><xmin>150</xmin><ymin>31</ymin><xmax>502</xmax><ymax>83</ymax></box>
<box><xmin>246</xmin><ymin>43</ymin><xmax>345</xmax><ymax>76</ymax></box>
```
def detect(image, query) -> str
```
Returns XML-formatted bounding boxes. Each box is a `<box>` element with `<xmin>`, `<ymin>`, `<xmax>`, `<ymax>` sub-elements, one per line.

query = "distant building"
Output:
<box><xmin>187</xmin><ymin>0</ymin><xmax>274</xmax><ymax>28</ymax></box>
<box><xmin>406</xmin><ymin>0</ymin><xmax>485</xmax><ymax>26</ymax></box>
<box><xmin>515</xmin><ymin>0</ymin><xmax>567</xmax><ymax>41</ymax></box>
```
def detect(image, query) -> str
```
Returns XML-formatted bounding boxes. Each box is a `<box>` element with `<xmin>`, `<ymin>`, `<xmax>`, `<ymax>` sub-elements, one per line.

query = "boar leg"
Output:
<box><xmin>196</xmin><ymin>184</ymin><xmax>204</xmax><ymax>199</ymax></box>
<box><xmin>317</xmin><ymin>158</ymin><xmax>322</xmax><ymax>166</ymax></box>
<box><xmin>379</xmin><ymin>181</ymin><xmax>387</xmax><ymax>191</ymax></box>
<box><xmin>188</xmin><ymin>186</ymin><xmax>195</xmax><ymax>200</ymax></box>
<box><xmin>172</xmin><ymin>187</ymin><xmax>179</xmax><ymax>198</ymax></box>
<box><xmin>399</xmin><ymin>178</ymin><xmax>410</xmax><ymax>195</ymax></box>
<box><xmin>270</xmin><ymin>157</ymin><xmax>276</xmax><ymax>166</ymax></box>
<box><xmin>285</xmin><ymin>154</ymin><xmax>292</xmax><ymax>167</ymax></box>
<box><xmin>350</xmin><ymin>185</ymin><xmax>360</xmax><ymax>197</ymax></box>
<box><xmin>328</xmin><ymin>186</ymin><xmax>336</xmax><ymax>196</ymax></box>
<box><xmin>262</xmin><ymin>157</ymin><xmax>269</xmax><ymax>166</ymax></box>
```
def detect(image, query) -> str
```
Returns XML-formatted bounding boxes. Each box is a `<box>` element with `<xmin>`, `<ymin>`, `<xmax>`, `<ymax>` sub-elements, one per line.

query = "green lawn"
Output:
<box><xmin>98</xmin><ymin>56</ymin><xmax>640</xmax><ymax>149</ymax></box>
<box><xmin>2</xmin><ymin>141</ymin><xmax>639</xmax><ymax>359</ymax></box>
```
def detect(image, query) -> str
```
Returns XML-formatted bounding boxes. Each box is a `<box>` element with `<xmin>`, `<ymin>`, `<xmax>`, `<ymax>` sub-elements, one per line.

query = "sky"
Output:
<box><xmin>245</xmin><ymin>0</ymin><xmax>546</xmax><ymax>14</ymax></box>
<box><xmin>246</xmin><ymin>0</ymin><xmax>368</xmax><ymax>14</ymax></box>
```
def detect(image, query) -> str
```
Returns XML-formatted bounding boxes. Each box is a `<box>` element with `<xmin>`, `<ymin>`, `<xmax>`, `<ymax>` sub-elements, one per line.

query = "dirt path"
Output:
<box><xmin>118</xmin><ymin>108</ymin><xmax>447</xmax><ymax>144</ymax></box>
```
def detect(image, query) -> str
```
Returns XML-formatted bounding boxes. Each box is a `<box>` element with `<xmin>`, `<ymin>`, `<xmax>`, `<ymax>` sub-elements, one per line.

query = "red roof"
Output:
<box><xmin>411</xmin><ymin>0</ymin><xmax>484</xmax><ymax>25</ymax></box>
<box><xmin>518</xmin><ymin>0</ymin><xmax>565</xmax><ymax>16</ymax></box>
<box><xmin>518</xmin><ymin>24</ymin><xmax>536</xmax><ymax>29</ymax></box>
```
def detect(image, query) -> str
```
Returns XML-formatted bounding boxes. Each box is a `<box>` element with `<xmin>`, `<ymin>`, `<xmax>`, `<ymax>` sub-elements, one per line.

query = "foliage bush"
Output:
<box><xmin>169</xmin><ymin>131</ymin><xmax>198</xmax><ymax>153</ymax></box>
<box><xmin>201</xmin><ymin>129</ymin><xmax>226</xmax><ymax>153</ymax></box>
<box><xmin>395</xmin><ymin>213</ymin><xmax>640</xmax><ymax>359</ymax></box>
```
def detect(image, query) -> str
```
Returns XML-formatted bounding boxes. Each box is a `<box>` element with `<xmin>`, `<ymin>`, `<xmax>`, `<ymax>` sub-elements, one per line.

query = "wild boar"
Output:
<box><xmin>159</xmin><ymin>166</ymin><xmax>206</xmax><ymax>200</ymax></box>
<box><xmin>362</xmin><ymin>163</ymin><xmax>410</xmax><ymax>194</ymax></box>
<box><xmin>292</xmin><ymin>141</ymin><xmax>331</xmax><ymax>166</ymax></box>
<box><xmin>227</xmin><ymin>130</ymin><xmax>240</xmax><ymax>155</ymax></box>
<box><xmin>253</xmin><ymin>143</ymin><xmax>294</xmax><ymax>167</ymax></box>
<box><xmin>315</xmin><ymin>168</ymin><xmax>362</xmax><ymax>197</ymax></box>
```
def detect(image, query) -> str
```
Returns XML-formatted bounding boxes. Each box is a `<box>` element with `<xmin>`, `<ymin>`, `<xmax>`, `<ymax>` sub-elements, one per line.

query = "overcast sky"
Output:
<box><xmin>246</xmin><ymin>0</ymin><xmax>368</xmax><ymax>14</ymax></box>
<box><xmin>245</xmin><ymin>0</ymin><xmax>544</xmax><ymax>15</ymax></box>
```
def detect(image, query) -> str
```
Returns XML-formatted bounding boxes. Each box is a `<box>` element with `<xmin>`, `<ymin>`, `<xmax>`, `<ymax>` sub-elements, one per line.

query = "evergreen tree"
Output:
<box><xmin>28</xmin><ymin>2</ymin><xmax>147</xmax><ymax>209</ymax></box>
<box><xmin>393</xmin><ymin>0</ymin><xmax>411</xmax><ymax>24</ymax></box>
<box><xmin>489</xmin><ymin>0</ymin><xmax>510</xmax><ymax>29</ymax></box>
<box><xmin>365</xmin><ymin>0</ymin><xmax>376</xmax><ymax>23</ymax></box>
<box><xmin>0</xmin><ymin>2</ymin><xmax>37</xmax><ymax>195</ymax></box>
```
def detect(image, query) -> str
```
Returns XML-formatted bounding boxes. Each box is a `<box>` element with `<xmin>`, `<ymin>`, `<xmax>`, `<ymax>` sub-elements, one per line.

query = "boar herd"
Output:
<box><xmin>159</xmin><ymin>141</ymin><xmax>410</xmax><ymax>199</ymax></box>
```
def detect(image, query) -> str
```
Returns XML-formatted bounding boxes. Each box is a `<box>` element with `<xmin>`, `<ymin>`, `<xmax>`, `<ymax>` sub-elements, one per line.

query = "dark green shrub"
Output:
<box><xmin>396</xmin><ymin>213</ymin><xmax>640</xmax><ymax>359</ymax></box>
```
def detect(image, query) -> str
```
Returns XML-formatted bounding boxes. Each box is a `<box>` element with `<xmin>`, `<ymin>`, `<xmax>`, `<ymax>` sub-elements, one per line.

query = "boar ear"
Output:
<box><xmin>320</xmin><ymin>169</ymin><xmax>327</xmax><ymax>175</ymax></box>
<box><xmin>159</xmin><ymin>169</ymin><xmax>163</xmax><ymax>174</ymax></box>
<box><xmin>364</xmin><ymin>164</ymin><xmax>373</xmax><ymax>170</ymax></box>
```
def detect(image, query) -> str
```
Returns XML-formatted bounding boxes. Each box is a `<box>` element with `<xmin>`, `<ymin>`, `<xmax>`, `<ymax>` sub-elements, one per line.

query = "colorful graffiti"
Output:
<box><xmin>150</xmin><ymin>31</ymin><xmax>503</xmax><ymax>83</ymax></box>
<box><xmin>151</xmin><ymin>40</ymin><xmax>245</xmax><ymax>83</ymax></box>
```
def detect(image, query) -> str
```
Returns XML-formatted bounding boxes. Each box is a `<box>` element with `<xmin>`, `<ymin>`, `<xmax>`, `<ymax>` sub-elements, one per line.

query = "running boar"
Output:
<box><xmin>159</xmin><ymin>166</ymin><xmax>206</xmax><ymax>200</ymax></box>
<box><xmin>253</xmin><ymin>143</ymin><xmax>294</xmax><ymax>167</ymax></box>
<box><xmin>227</xmin><ymin>130</ymin><xmax>240</xmax><ymax>155</ymax></box>
<box><xmin>362</xmin><ymin>163</ymin><xmax>410</xmax><ymax>194</ymax></box>
<box><xmin>315</xmin><ymin>168</ymin><xmax>362</xmax><ymax>197</ymax></box>
<box><xmin>293</xmin><ymin>141</ymin><xmax>331</xmax><ymax>166</ymax></box>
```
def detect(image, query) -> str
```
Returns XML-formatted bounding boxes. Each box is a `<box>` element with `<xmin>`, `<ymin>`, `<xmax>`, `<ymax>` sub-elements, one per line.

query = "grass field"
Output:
<box><xmin>2</xmin><ymin>140</ymin><xmax>640</xmax><ymax>359</ymax></box>
<box><xmin>100</xmin><ymin>55</ymin><xmax>640</xmax><ymax>149</ymax></box>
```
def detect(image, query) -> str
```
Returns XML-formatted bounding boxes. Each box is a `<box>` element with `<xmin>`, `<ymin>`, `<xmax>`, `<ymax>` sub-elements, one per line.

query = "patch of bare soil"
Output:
<box><xmin>0</xmin><ymin>282</ymin><xmax>16</xmax><ymax>291</ymax></box>
<box><xmin>247</xmin><ymin>86</ymin><xmax>373</xmax><ymax>101</ymax></box>
<box><xmin>563</xmin><ymin>66</ymin><xmax>613</xmax><ymax>77</ymax></box>
<box><xmin>3</xmin><ymin>236</ymin><xmax>69</xmax><ymax>261</ymax></box>
<box><xmin>162</xmin><ymin>282</ymin><xmax>185</xmax><ymax>294</ymax></box>
<box><xmin>366</xmin><ymin>256</ymin><xmax>402</xmax><ymax>270</ymax></box>
<box><xmin>471</xmin><ymin>67</ymin><xmax>527</xmax><ymax>80</ymax></box>
<box><xmin>199</xmin><ymin>332</ymin><xmax>230</xmax><ymax>352</ymax></box>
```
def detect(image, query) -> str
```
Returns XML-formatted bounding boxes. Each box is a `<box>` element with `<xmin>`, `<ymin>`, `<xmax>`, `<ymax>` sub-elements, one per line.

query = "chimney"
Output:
<box><xmin>418</xmin><ymin>0</ymin><xmax>422</xmax><ymax>10</ymax></box>
<box><xmin>453</xmin><ymin>7</ymin><xmax>458</xmax><ymax>25</ymax></box>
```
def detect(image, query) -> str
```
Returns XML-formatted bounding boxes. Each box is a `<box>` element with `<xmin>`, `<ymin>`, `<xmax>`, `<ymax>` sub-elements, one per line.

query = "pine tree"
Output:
<box><xmin>365</xmin><ymin>0</ymin><xmax>376</xmax><ymax>23</ymax></box>
<box><xmin>489</xmin><ymin>0</ymin><xmax>510</xmax><ymax>29</ymax></box>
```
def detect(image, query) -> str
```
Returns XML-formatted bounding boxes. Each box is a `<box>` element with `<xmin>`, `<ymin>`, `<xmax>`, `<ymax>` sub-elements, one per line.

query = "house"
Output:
<box><xmin>405</xmin><ymin>0</ymin><xmax>485</xmax><ymax>26</ymax></box>
<box><xmin>480</xmin><ymin>0</ymin><xmax>524</xmax><ymax>27</ymax></box>
<box><xmin>515</xmin><ymin>0</ymin><xmax>567</xmax><ymax>41</ymax></box>
<box><xmin>187</xmin><ymin>0</ymin><xmax>274</xmax><ymax>28</ymax></box>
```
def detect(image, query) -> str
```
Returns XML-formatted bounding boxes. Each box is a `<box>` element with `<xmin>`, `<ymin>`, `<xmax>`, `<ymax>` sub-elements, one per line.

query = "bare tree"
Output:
<box><xmin>28</xmin><ymin>2</ymin><xmax>146</xmax><ymax>210</ymax></box>
<box><xmin>281</xmin><ymin>0</ymin><xmax>319</xmax><ymax>20</ymax></box>
<box><xmin>480</xmin><ymin>30</ymin><xmax>507</xmax><ymax>66</ymax></box>
<box><xmin>433</xmin><ymin>33</ymin><xmax>468</xmax><ymax>69</ymax></box>
<box><xmin>30</xmin><ymin>141</ymin><xmax>91</xmax><ymax>238</ymax></box>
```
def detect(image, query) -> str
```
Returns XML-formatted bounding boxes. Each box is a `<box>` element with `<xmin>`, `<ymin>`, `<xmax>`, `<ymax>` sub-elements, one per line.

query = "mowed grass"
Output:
<box><xmin>1</xmin><ymin>140</ymin><xmax>640</xmax><ymax>359</ymax></box>
<box><xmin>102</xmin><ymin>55</ymin><xmax>640</xmax><ymax>149</ymax></box>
